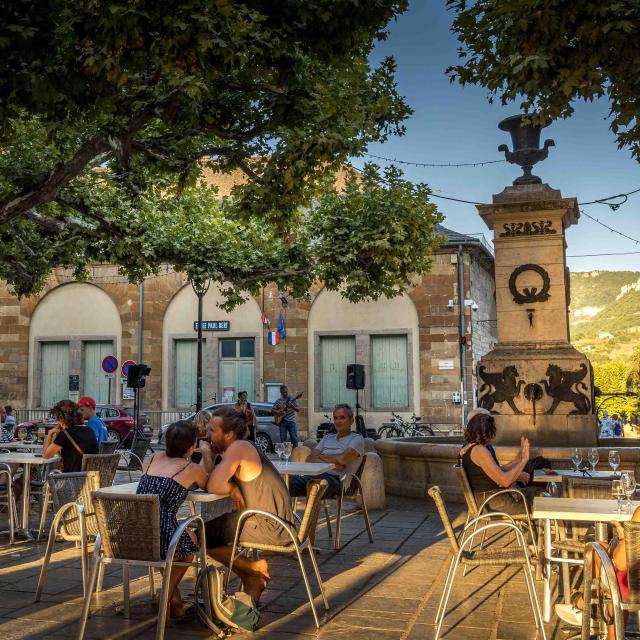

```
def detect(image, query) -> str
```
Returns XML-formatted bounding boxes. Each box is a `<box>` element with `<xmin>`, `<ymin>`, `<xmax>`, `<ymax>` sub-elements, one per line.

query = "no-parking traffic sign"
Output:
<box><xmin>101</xmin><ymin>355</ymin><xmax>119</xmax><ymax>374</ymax></box>
<box><xmin>121</xmin><ymin>360</ymin><xmax>136</xmax><ymax>378</ymax></box>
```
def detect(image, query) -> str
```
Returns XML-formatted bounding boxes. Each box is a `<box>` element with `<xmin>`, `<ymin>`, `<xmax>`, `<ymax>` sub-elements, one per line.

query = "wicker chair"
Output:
<box><xmin>98</xmin><ymin>440</ymin><xmax>119</xmax><ymax>454</ymax></box>
<box><xmin>77</xmin><ymin>492</ymin><xmax>211</xmax><ymax>640</ymax></box>
<box><xmin>0</xmin><ymin>463</ymin><xmax>18</xmax><ymax>544</ymax></box>
<box><xmin>226</xmin><ymin>479</ymin><xmax>330</xmax><ymax>628</ymax></box>
<box><xmin>322</xmin><ymin>455</ymin><xmax>374</xmax><ymax>551</ymax></box>
<box><xmin>580</xmin><ymin>522</ymin><xmax>640</xmax><ymax>640</ymax></box>
<box><xmin>35</xmin><ymin>471</ymin><xmax>100</xmax><ymax>601</ymax></box>
<box><xmin>117</xmin><ymin>435</ymin><xmax>151</xmax><ymax>481</ymax></box>
<box><xmin>81</xmin><ymin>453</ymin><xmax>120</xmax><ymax>488</ymax></box>
<box><xmin>453</xmin><ymin>463</ymin><xmax>538</xmax><ymax>557</ymax></box>
<box><xmin>428</xmin><ymin>486</ymin><xmax>545</xmax><ymax>640</ymax></box>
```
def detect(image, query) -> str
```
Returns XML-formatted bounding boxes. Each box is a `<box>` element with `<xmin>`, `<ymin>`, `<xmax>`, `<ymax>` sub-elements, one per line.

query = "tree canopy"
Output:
<box><xmin>448</xmin><ymin>1</ymin><xmax>640</xmax><ymax>158</ymax></box>
<box><xmin>0</xmin><ymin>1</ymin><xmax>444</xmax><ymax>303</ymax></box>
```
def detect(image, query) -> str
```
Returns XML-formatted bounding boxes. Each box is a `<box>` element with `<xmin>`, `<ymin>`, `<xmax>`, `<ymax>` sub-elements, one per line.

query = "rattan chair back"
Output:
<box><xmin>92</xmin><ymin>492</ymin><xmax>162</xmax><ymax>561</ymax></box>
<box><xmin>565</xmin><ymin>477</ymin><xmax>612</xmax><ymax>499</ymax></box>
<box><xmin>343</xmin><ymin>455</ymin><xmax>368</xmax><ymax>497</ymax></box>
<box><xmin>453</xmin><ymin>464</ymin><xmax>478</xmax><ymax>517</ymax></box>
<box><xmin>624</xmin><ymin>521</ymin><xmax>640</xmax><ymax>604</ymax></box>
<box><xmin>298</xmin><ymin>479</ymin><xmax>328</xmax><ymax>544</ymax></box>
<box><xmin>428</xmin><ymin>486</ymin><xmax>460</xmax><ymax>554</ymax></box>
<box><xmin>126</xmin><ymin>436</ymin><xmax>151</xmax><ymax>471</ymax></box>
<box><xmin>98</xmin><ymin>441</ymin><xmax>119</xmax><ymax>454</ymax></box>
<box><xmin>81</xmin><ymin>453</ymin><xmax>120</xmax><ymax>487</ymax></box>
<box><xmin>48</xmin><ymin>471</ymin><xmax>100</xmax><ymax>539</ymax></box>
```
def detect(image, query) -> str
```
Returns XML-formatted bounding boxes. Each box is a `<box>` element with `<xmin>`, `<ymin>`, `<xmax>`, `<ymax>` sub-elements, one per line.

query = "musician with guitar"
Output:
<box><xmin>272</xmin><ymin>385</ymin><xmax>302</xmax><ymax>447</ymax></box>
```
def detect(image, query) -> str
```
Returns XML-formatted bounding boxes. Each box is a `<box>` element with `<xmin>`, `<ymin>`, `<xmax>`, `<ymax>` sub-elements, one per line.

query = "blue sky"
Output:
<box><xmin>359</xmin><ymin>1</ymin><xmax>640</xmax><ymax>272</ymax></box>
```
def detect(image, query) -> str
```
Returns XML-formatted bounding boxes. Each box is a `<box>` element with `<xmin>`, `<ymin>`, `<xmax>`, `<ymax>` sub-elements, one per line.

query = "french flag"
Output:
<box><xmin>268</xmin><ymin>331</ymin><xmax>280</xmax><ymax>346</ymax></box>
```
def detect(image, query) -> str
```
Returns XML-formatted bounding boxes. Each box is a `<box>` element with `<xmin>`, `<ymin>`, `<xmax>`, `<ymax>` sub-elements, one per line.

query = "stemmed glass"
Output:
<box><xmin>283</xmin><ymin>441</ymin><xmax>293</xmax><ymax>467</ymax></box>
<box><xmin>274</xmin><ymin>442</ymin><xmax>284</xmax><ymax>462</ymax></box>
<box><xmin>622</xmin><ymin>471</ymin><xmax>636</xmax><ymax>511</ymax></box>
<box><xmin>612</xmin><ymin>479</ymin><xmax>626</xmax><ymax>514</ymax></box>
<box><xmin>588</xmin><ymin>448</ymin><xmax>599</xmax><ymax>473</ymax></box>
<box><xmin>571</xmin><ymin>448</ymin><xmax>583</xmax><ymax>472</ymax></box>
<box><xmin>609</xmin><ymin>450</ymin><xmax>621</xmax><ymax>477</ymax></box>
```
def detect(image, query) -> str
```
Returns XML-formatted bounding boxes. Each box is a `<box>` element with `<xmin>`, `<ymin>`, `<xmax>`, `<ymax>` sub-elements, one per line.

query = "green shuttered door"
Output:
<box><xmin>83</xmin><ymin>341</ymin><xmax>113</xmax><ymax>403</ymax></box>
<box><xmin>40</xmin><ymin>342</ymin><xmax>69</xmax><ymax>408</ymax></box>
<box><xmin>372</xmin><ymin>335</ymin><xmax>409</xmax><ymax>408</ymax></box>
<box><xmin>320</xmin><ymin>336</ymin><xmax>356</xmax><ymax>408</ymax></box>
<box><xmin>175</xmin><ymin>340</ymin><xmax>204</xmax><ymax>409</ymax></box>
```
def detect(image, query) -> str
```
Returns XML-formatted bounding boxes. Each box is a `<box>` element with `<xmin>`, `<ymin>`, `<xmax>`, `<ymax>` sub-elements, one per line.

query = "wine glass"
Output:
<box><xmin>622</xmin><ymin>471</ymin><xmax>636</xmax><ymax>510</ymax></box>
<box><xmin>612</xmin><ymin>479</ymin><xmax>626</xmax><ymax>513</ymax></box>
<box><xmin>588</xmin><ymin>448</ymin><xmax>599</xmax><ymax>473</ymax></box>
<box><xmin>274</xmin><ymin>442</ymin><xmax>284</xmax><ymax>462</ymax></box>
<box><xmin>609</xmin><ymin>450</ymin><xmax>621</xmax><ymax>477</ymax></box>
<box><xmin>283</xmin><ymin>441</ymin><xmax>293</xmax><ymax>466</ymax></box>
<box><xmin>571</xmin><ymin>447</ymin><xmax>583</xmax><ymax>472</ymax></box>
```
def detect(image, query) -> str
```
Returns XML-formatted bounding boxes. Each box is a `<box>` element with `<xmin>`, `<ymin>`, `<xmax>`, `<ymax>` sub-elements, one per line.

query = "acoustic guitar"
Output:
<box><xmin>272</xmin><ymin>392</ymin><xmax>303</xmax><ymax>425</ymax></box>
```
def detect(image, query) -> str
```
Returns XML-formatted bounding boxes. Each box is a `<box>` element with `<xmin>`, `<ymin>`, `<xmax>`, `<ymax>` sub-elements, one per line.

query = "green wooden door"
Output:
<box><xmin>372</xmin><ymin>335</ymin><xmax>409</xmax><ymax>408</ymax></box>
<box><xmin>219</xmin><ymin>360</ymin><xmax>255</xmax><ymax>403</ymax></box>
<box><xmin>40</xmin><ymin>342</ymin><xmax>69</xmax><ymax>407</ymax></box>
<box><xmin>83</xmin><ymin>341</ymin><xmax>113</xmax><ymax>403</ymax></box>
<box><xmin>320</xmin><ymin>336</ymin><xmax>356</xmax><ymax>408</ymax></box>
<box><xmin>175</xmin><ymin>340</ymin><xmax>204</xmax><ymax>409</ymax></box>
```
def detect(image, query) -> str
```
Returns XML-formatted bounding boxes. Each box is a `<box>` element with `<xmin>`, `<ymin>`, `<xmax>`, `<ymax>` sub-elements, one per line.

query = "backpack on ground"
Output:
<box><xmin>194</xmin><ymin>564</ymin><xmax>260</xmax><ymax>636</ymax></box>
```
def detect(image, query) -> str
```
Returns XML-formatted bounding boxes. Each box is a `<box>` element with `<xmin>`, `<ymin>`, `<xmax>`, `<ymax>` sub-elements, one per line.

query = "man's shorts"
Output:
<box><xmin>203</xmin><ymin>510</ymin><xmax>293</xmax><ymax>549</ymax></box>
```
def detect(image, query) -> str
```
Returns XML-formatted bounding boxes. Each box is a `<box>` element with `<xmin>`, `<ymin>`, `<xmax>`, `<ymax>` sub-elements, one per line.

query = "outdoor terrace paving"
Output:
<box><xmin>0</xmin><ymin>473</ymin><xmax>590</xmax><ymax>640</ymax></box>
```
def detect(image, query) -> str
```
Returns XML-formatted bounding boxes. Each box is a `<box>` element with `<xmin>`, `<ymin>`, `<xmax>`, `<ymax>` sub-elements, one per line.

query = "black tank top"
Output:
<box><xmin>236</xmin><ymin>447</ymin><xmax>294</xmax><ymax>526</ymax></box>
<box><xmin>461</xmin><ymin>443</ymin><xmax>500</xmax><ymax>493</ymax></box>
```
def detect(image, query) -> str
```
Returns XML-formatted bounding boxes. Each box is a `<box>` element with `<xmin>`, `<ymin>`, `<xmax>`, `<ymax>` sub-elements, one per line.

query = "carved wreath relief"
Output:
<box><xmin>508</xmin><ymin>264</ymin><xmax>551</xmax><ymax>305</ymax></box>
<box><xmin>478</xmin><ymin>363</ymin><xmax>591</xmax><ymax>415</ymax></box>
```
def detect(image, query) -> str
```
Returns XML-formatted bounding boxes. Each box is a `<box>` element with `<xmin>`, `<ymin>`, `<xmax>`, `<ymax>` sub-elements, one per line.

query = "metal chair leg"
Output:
<box><xmin>359</xmin><ymin>488</ymin><xmax>374</xmax><ymax>544</ymax></box>
<box><xmin>77</xmin><ymin>541</ymin><xmax>102</xmax><ymax>639</ymax></box>
<box><xmin>307</xmin><ymin>544</ymin><xmax>329</xmax><ymax>610</ymax></box>
<box><xmin>323</xmin><ymin>502</ymin><xmax>332</xmax><ymax>538</ymax></box>
<box><xmin>96</xmin><ymin>563</ymin><xmax>105</xmax><ymax>593</ymax></box>
<box><xmin>334</xmin><ymin>492</ymin><xmax>344</xmax><ymax>550</ymax></box>
<box><xmin>34</xmin><ymin>508</ymin><xmax>65</xmax><ymax>602</ymax></box>
<box><xmin>155</xmin><ymin>562</ymin><xmax>173</xmax><ymax>640</ymax></box>
<box><xmin>148</xmin><ymin>567</ymin><xmax>156</xmax><ymax>599</ymax></box>
<box><xmin>123</xmin><ymin>565</ymin><xmax>130</xmax><ymax>619</ymax></box>
<box><xmin>435</xmin><ymin>554</ymin><xmax>461</xmax><ymax>639</ymax></box>
<box><xmin>36</xmin><ymin>483</ymin><xmax>50</xmax><ymax>542</ymax></box>
<box><xmin>294</xmin><ymin>543</ymin><xmax>321</xmax><ymax>628</ymax></box>
<box><xmin>436</xmin><ymin>555</ymin><xmax>457</xmax><ymax>625</ymax></box>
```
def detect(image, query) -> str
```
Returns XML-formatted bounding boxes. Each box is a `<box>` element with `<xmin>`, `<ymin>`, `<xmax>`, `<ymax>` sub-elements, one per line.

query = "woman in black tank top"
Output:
<box><xmin>461</xmin><ymin>410</ymin><xmax>545</xmax><ymax>514</ymax></box>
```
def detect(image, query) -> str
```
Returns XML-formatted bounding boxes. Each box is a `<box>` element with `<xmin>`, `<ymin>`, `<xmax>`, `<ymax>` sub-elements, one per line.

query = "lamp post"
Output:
<box><xmin>191</xmin><ymin>278</ymin><xmax>210</xmax><ymax>412</ymax></box>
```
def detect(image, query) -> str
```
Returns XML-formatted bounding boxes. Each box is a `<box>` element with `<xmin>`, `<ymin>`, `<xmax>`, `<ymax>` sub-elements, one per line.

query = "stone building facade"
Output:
<box><xmin>0</xmin><ymin>226</ymin><xmax>495</xmax><ymax>435</ymax></box>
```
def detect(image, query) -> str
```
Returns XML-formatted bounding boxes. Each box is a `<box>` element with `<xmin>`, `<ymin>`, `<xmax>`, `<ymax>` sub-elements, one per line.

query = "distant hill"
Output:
<box><xmin>570</xmin><ymin>270</ymin><xmax>640</xmax><ymax>364</ymax></box>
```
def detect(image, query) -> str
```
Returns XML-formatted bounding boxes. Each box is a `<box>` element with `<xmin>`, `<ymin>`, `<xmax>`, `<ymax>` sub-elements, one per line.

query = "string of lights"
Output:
<box><xmin>363</xmin><ymin>152</ymin><xmax>505</xmax><ymax>168</ymax></box>
<box><xmin>579</xmin><ymin>209</ymin><xmax>640</xmax><ymax>245</ymax></box>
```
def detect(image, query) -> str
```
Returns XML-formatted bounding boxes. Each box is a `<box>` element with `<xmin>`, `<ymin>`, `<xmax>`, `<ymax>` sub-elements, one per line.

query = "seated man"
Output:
<box><xmin>200</xmin><ymin>407</ymin><xmax>294</xmax><ymax>606</ymax></box>
<box><xmin>289</xmin><ymin>403</ymin><xmax>364</xmax><ymax>499</ymax></box>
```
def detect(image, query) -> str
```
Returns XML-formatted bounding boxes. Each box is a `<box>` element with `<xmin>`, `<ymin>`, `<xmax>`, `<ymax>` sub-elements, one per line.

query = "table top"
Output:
<box><xmin>0</xmin><ymin>452</ymin><xmax>60</xmax><ymax>465</ymax></box>
<box><xmin>0</xmin><ymin>442</ymin><xmax>43</xmax><ymax>451</ymax></box>
<box><xmin>533</xmin><ymin>496</ymin><xmax>639</xmax><ymax>522</ymax></box>
<box><xmin>98</xmin><ymin>481</ymin><xmax>227</xmax><ymax>503</ymax></box>
<box><xmin>272</xmin><ymin>460</ymin><xmax>335</xmax><ymax>476</ymax></box>
<box><xmin>533</xmin><ymin>469</ymin><xmax>629</xmax><ymax>483</ymax></box>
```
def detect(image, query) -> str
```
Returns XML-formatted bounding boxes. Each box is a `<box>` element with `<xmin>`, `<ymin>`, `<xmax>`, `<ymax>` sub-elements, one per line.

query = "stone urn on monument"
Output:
<box><xmin>476</xmin><ymin>115</ymin><xmax>597</xmax><ymax>446</ymax></box>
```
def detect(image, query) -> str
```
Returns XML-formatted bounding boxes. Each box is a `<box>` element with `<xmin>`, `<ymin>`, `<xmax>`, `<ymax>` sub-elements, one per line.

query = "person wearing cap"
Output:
<box><xmin>78</xmin><ymin>397</ymin><xmax>109</xmax><ymax>446</ymax></box>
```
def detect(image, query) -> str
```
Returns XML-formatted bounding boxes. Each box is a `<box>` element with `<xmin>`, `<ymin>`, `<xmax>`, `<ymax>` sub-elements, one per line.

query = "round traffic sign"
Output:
<box><xmin>121</xmin><ymin>360</ymin><xmax>136</xmax><ymax>378</ymax></box>
<box><xmin>101</xmin><ymin>355</ymin><xmax>119</xmax><ymax>374</ymax></box>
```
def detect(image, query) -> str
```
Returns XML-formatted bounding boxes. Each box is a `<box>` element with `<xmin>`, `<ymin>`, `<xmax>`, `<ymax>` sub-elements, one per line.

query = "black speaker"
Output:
<box><xmin>126</xmin><ymin>364</ymin><xmax>151</xmax><ymax>389</ymax></box>
<box><xmin>346</xmin><ymin>364</ymin><xmax>365</xmax><ymax>390</ymax></box>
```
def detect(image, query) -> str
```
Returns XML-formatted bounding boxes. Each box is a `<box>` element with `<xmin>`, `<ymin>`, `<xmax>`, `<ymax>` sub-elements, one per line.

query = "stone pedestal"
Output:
<box><xmin>476</xmin><ymin>183</ymin><xmax>598</xmax><ymax>446</ymax></box>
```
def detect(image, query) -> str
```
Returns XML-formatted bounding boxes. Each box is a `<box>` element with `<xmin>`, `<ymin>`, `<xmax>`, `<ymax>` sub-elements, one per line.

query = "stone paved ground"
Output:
<box><xmin>0</xmin><ymin>471</ymin><xmax>580</xmax><ymax>640</ymax></box>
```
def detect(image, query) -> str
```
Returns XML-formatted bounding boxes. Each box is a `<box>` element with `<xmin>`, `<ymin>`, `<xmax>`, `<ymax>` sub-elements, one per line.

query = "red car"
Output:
<box><xmin>14</xmin><ymin>404</ymin><xmax>152</xmax><ymax>445</ymax></box>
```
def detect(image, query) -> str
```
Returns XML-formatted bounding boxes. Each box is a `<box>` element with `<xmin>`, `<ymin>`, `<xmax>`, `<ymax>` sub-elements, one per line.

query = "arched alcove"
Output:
<box><xmin>29</xmin><ymin>283</ymin><xmax>122</xmax><ymax>406</ymax></box>
<box><xmin>162</xmin><ymin>285</ymin><xmax>262</xmax><ymax>409</ymax></box>
<box><xmin>307</xmin><ymin>289</ymin><xmax>420</xmax><ymax>428</ymax></box>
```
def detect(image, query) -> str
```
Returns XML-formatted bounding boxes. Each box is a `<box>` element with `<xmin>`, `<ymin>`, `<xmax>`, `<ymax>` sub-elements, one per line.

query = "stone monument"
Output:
<box><xmin>476</xmin><ymin>115</ymin><xmax>598</xmax><ymax>446</ymax></box>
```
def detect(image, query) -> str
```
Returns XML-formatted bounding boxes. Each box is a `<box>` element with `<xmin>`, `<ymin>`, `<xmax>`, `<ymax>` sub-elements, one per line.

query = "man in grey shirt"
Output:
<box><xmin>289</xmin><ymin>403</ymin><xmax>364</xmax><ymax>498</ymax></box>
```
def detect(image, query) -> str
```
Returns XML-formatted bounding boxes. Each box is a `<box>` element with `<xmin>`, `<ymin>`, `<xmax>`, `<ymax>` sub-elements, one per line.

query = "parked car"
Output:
<box><xmin>15</xmin><ymin>404</ymin><xmax>153</xmax><ymax>445</ymax></box>
<box><xmin>158</xmin><ymin>401</ymin><xmax>281</xmax><ymax>454</ymax></box>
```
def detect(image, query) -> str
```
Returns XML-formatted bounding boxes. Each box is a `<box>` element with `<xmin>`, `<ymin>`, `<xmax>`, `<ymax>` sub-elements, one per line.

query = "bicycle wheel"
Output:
<box><xmin>379</xmin><ymin>426</ymin><xmax>402</xmax><ymax>439</ymax></box>
<box><xmin>414</xmin><ymin>426</ymin><xmax>434</xmax><ymax>437</ymax></box>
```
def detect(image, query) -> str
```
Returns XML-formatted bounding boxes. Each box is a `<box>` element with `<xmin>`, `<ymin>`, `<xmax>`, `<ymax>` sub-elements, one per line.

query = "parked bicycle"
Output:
<box><xmin>377</xmin><ymin>412</ymin><xmax>434</xmax><ymax>438</ymax></box>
